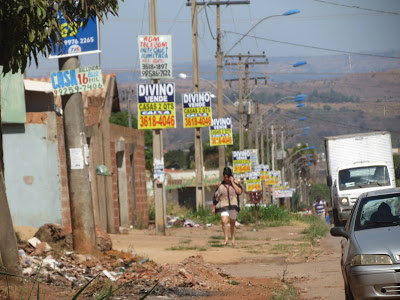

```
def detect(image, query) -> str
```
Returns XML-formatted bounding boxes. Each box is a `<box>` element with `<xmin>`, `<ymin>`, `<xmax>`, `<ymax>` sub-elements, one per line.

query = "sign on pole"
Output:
<box><xmin>182</xmin><ymin>92</ymin><xmax>212</xmax><ymax>128</ymax></box>
<box><xmin>138</xmin><ymin>35</ymin><xmax>172</xmax><ymax>79</ymax></box>
<box><xmin>51</xmin><ymin>65</ymin><xmax>103</xmax><ymax>96</ymax></box>
<box><xmin>137</xmin><ymin>83</ymin><xmax>176</xmax><ymax>130</ymax></box>
<box><xmin>245</xmin><ymin>171</ymin><xmax>262</xmax><ymax>192</ymax></box>
<box><xmin>209</xmin><ymin>117</ymin><xmax>233</xmax><ymax>146</ymax></box>
<box><xmin>153</xmin><ymin>158</ymin><xmax>165</xmax><ymax>183</ymax></box>
<box><xmin>50</xmin><ymin>17</ymin><xmax>100</xmax><ymax>58</ymax></box>
<box><xmin>232</xmin><ymin>150</ymin><xmax>252</xmax><ymax>174</ymax></box>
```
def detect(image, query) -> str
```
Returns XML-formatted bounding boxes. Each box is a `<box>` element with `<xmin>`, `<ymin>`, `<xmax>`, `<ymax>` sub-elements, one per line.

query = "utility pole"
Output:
<box><xmin>271</xmin><ymin>124</ymin><xmax>276</xmax><ymax>205</ymax></box>
<box><xmin>58</xmin><ymin>56</ymin><xmax>97</xmax><ymax>255</ymax></box>
<box><xmin>149</xmin><ymin>0</ymin><xmax>166</xmax><ymax>235</ymax></box>
<box><xmin>190</xmin><ymin>0</ymin><xmax>205</xmax><ymax>210</ymax></box>
<box><xmin>280</xmin><ymin>127</ymin><xmax>289</xmax><ymax>210</ymax></box>
<box><xmin>255</xmin><ymin>102</ymin><xmax>259</xmax><ymax>159</ymax></box>
<box><xmin>225</xmin><ymin>53</ymin><xmax>267</xmax><ymax>150</ymax></box>
<box><xmin>188</xmin><ymin>1</ymin><xmax>250</xmax><ymax>177</ymax></box>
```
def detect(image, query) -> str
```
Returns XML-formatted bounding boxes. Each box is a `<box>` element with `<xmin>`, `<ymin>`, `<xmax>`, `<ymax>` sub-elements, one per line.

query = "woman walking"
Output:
<box><xmin>212</xmin><ymin>167</ymin><xmax>242</xmax><ymax>245</ymax></box>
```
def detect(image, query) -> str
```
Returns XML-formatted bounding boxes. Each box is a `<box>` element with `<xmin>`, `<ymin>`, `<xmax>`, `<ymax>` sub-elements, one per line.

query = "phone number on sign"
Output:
<box><xmin>234</xmin><ymin>165</ymin><xmax>251</xmax><ymax>173</ymax></box>
<box><xmin>184</xmin><ymin>116</ymin><xmax>211</xmax><ymax>127</ymax></box>
<box><xmin>139</xmin><ymin>115</ymin><xmax>175</xmax><ymax>129</ymax></box>
<box><xmin>53</xmin><ymin>82</ymin><xmax>103</xmax><ymax>96</ymax></box>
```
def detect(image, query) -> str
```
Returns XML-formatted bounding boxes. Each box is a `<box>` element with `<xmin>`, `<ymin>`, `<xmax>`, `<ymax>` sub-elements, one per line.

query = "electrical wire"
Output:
<box><xmin>223</xmin><ymin>30</ymin><xmax>400</xmax><ymax>60</ymax></box>
<box><xmin>167</xmin><ymin>1</ymin><xmax>186</xmax><ymax>33</ymax></box>
<box><xmin>314</xmin><ymin>0</ymin><xmax>400</xmax><ymax>15</ymax></box>
<box><xmin>204</xmin><ymin>5</ymin><xmax>217</xmax><ymax>40</ymax></box>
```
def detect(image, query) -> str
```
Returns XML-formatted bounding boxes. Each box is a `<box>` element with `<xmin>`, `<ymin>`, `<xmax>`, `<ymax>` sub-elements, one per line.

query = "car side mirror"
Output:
<box><xmin>330</xmin><ymin>226</ymin><xmax>348</xmax><ymax>239</ymax></box>
<box><xmin>327</xmin><ymin>175</ymin><xmax>332</xmax><ymax>187</ymax></box>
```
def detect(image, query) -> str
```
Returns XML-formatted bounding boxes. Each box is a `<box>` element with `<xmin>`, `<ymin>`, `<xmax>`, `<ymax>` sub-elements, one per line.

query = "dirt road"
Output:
<box><xmin>111</xmin><ymin>223</ymin><xmax>345</xmax><ymax>299</ymax></box>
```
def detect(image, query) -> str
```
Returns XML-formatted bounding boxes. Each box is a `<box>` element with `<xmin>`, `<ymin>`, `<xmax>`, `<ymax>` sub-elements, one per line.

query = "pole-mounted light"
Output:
<box><xmin>293</xmin><ymin>61</ymin><xmax>307</xmax><ymax>67</ymax></box>
<box><xmin>299</xmin><ymin>117</ymin><xmax>307</xmax><ymax>121</ymax></box>
<box><xmin>296</xmin><ymin>103</ymin><xmax>306</xmax><ymax>108</ymax></box>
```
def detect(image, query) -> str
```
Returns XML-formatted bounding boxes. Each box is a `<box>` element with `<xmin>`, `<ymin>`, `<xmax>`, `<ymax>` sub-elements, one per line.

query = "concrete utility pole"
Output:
<box><xmin>225</xmin><ymin>53</ymin><xmax>267</xmax><ymax>150</ymax></box>
<box><xmin>271</xmin><ymin>124</ymin><xmax>276</xmax><ymax>205</ymax></box>
<box><xmin>149</xmin><ymin>0</ymin><xmax>166</xmax><ymax>235</ymax></box>
<box><xmin>188</xmin><ymin>1</ymin><xmax>250</xmax><ymax>178</ymax></box>
<box><xmin>190</xmin><ymin>0</ymin><xmax>205</xmax><ymax>210</ymax></box>
<box><xmin>280</xmin><ymin>127</ymin><xmax>289</xmax><ymax>209</ymax></box>
<box><xmin>58</xmin><ymin>56</ymin><xmax>97</xmax><ymax>255</ymax></box>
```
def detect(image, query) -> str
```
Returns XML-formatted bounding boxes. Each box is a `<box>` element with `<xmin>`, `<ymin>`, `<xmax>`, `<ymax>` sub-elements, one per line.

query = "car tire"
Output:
<box><xmin>345</xmin><ymin>283</ymin><xmax>354</xmax><ymax>300</ymax></box>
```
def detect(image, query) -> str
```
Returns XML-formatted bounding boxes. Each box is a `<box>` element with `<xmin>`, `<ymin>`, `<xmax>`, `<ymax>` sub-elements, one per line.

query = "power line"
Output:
<box><xmin>314</xmin><ymin>0</ymin><xmax>400</xmax><ymax>15</ymax></box>
<box><xmin>223</xmin><ymin>30</ymin><xmax>400</xmax><ymax>60</ymax></box>
<box><xmin>204</xmin><ymin>5</ymin><xmax>217</xmax><ymax>40</ymax></box>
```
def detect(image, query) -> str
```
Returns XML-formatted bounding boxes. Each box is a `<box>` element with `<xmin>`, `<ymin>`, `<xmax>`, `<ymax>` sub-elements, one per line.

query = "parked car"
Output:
<box><xmin>330</xmin><ymin>187</ymin><xmax>400</xmax><ymax>300</ymax></box>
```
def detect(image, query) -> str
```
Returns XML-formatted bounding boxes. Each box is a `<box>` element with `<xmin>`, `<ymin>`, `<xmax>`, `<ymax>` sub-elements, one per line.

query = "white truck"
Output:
<box><xmin>324</xmin><ymin>131</ymin><xmax>396</xmax><ymax>226</ymax></box>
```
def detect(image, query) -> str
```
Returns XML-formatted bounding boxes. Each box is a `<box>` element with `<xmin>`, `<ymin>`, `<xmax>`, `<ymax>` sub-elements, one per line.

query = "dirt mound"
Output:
<box><xmin>156</xmin><ymin>255</ymin><xmax>231</xmax><ymax>290</ymax></box>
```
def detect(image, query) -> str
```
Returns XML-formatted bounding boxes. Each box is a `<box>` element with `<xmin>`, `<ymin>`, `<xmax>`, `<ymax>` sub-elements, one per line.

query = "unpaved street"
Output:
<box><xmin>111</xmin><ymin>223</ymin><xmax>344</xmax><ymax>299</ymax></box>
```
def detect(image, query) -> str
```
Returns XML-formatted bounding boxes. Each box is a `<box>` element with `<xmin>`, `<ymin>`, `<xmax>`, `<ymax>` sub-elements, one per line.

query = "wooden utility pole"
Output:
<box><xmin>188</xmin><ymin>1</ymin><xmax>250</xmax><ymax>177</ymax></box>
<box><xmin>190</xmin><ymin>0</ymin><xmax>205</xmax><ymax>210</ymax></box>
<box><xmin>58</xmin><ymin>56</ymin><xmax>97</xmax><ymax>255</ymax></box>
<box><xmin>225</xmin><ymin>53</ymin><xmax>267</xmax><ymax>150</ymax></box>
<box><xmin>149</xmin><ymin>0</ymin><xmax>166</xmax><ymax>235</ymax></box>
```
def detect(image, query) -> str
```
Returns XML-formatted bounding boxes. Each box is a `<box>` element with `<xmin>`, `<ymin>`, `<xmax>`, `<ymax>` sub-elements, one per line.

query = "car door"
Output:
<box><xmin>341</xmin><ymin>201</ymin><xmax>358</xmax><ymax>282</ymax></box>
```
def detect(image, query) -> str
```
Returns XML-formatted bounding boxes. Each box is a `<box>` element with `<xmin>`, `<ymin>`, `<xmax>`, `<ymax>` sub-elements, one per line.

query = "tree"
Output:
<box><xmin>165</xmin><ymin>149</ymin><xmax>186</xmax><ymax>170</ymax></box>
<box><xmin>0</xmin><ymin>0</ymin><xmax>121</xmax><ymax>278</ymax></box>
<box><xmin>0</xmin><ymin>0</ymin><xmax>120</xmax><ymax>74</ymax></box>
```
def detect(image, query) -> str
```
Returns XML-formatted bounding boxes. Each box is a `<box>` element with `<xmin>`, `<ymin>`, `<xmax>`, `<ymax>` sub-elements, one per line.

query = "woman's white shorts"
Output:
<box><xmin>220</xmin><ymin>210</ymin><xmax>238</xmax><ymax>220</ymax></box>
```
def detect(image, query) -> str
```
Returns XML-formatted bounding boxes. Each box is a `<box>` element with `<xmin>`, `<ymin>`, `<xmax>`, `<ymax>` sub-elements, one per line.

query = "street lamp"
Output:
<box><xmin>224</xmin><ymin>9</ymin><xmax>300</xmax><ymax>56</ymax></box>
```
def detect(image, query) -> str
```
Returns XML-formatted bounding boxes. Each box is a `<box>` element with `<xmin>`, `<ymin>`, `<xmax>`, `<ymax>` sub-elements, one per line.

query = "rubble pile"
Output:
<box><xmin>14</xmin><ymin>226</ymin><xmax>240</xmax><ymax>297</ymax></box>
<box><xmin>155</xmin><ymin>255</ymin><xmax>232</xmax><ymax>291</ymax></box>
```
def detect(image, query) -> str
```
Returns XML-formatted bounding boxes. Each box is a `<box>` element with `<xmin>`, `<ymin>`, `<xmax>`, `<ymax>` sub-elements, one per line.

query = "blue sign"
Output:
<box><xmin>50</xmin><ymin>16</ymin><xmax>100</xmax><ymax>58</ymax></box>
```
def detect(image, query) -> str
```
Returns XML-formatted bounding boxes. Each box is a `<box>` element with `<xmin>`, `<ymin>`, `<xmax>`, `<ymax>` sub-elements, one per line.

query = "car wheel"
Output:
<box><xmin>345</xmin><ymin>283</ymin><xmax>354</xmax><ymax>300</ymax></box>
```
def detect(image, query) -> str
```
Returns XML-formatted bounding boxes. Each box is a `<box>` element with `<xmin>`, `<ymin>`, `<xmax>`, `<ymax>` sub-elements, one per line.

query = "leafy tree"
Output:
<box><xmin>165</xmin><ymin>149</ymin><xmax>186</xmax><ymax>170</ymax></box>
<box><xmin>0</xmin><ymin>0</ymin><xmax>121</xmax><ymax>278</ymax></box>
<box><xmin>0</xmin><ymin>0</ymin><xmax>120</xmax><ymax>74</ymax></box>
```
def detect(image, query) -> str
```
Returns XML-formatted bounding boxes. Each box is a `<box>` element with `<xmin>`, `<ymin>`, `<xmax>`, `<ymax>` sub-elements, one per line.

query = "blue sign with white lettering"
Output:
<box><xmin>50</xmin><ymin>16</ymin><xmax>100</xmax><ymax>58</ymax></box>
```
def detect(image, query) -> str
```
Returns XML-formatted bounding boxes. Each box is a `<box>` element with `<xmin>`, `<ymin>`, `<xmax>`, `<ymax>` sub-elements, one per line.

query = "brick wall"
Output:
<box><xmin>109</xmin><ymin>124</ymin><xmax>148</xmax><ymax>227</ymax></box>
<box><xmin>110</xmin><ymin>141</ymin><xmax>120</xmax><ymax>231</ymax></box>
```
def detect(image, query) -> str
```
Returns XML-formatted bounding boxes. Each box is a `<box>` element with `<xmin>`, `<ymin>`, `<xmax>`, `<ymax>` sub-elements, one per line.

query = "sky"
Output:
<box><xmin>27</xmin><ymin>0</ymin><xmax>400</xmax><ymax>78</ymax></box>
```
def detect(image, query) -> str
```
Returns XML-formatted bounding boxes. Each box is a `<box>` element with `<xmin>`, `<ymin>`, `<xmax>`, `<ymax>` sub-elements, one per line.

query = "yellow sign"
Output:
<box><xmin>210</xmin><ymin>117</ymin><xmax>233</xmax><ymax>146</ymax></box>
<box><xmin>245</xmin><ymin>172</ymin><xmax>262</xmax><ymax>191</ymax></box>
<box><xmin>137</xmin><ymin>83</ymin><xmax>176</xmax><ymax>129</ymax></box>
<box><xmin>233</xmin><ymin>150</ymin><xmax>252</xmax><ymax>174</ymax></box>
<box><xmin>182</xmin><ymin>92</ymin><xmax>212</xmax><ymax>128</ymax></box>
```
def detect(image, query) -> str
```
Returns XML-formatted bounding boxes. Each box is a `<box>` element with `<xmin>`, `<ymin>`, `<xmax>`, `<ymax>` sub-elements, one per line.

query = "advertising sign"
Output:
<box><xmin>209</xmin><ymin>117</ymin><xmax>233</xmax><ymax>146</ymax></box>
<box><xmin>260</xmin><ymin>164</ymin><xmax>270</xmax><ymax>181</ymax></box>
<box><xmin>275</xmin><ymin>189</ymin><xmax>294</xmax><ymax>198</ymax></box>
<box><xmin>138</xmin><ymin>35</ymin><xmax>172</xmax><ymax>79</ymax></box>
<box><xmin>50</xmin><ymin>17</ymin><xmax>100</xmax><ymax>58</ymax></box>
<box><xmin>137</xmin><ymin>83</ymin><xmax>176</xmax><ymax>129</ymax></box>
<box><xmin>51</xmin><ymin>65</ymin><xmax>103</xmax><ymax>96</ymax></box>
<box><xmin>249</xmin><ymin>149</ymin><xmax>259</xmax><ymax>169</ymax></box>
<box><xmin>232</xmin><ymin>150</ymin><xmax>252</xmax><ymax>174</ymax></box>
<box><xmin>245</xmin><ymin>172</ymin><xmax>262</xmax><ymax>192</ymax></box>
<box><xmin>182</xmin><ymin>92</ymin><xmax>212</xmax><ymax>128</ymax></box>
<box><xmin>153</xmin><ymin>159</ymin><xmax>165</xmax><ymax>183</ymax></box>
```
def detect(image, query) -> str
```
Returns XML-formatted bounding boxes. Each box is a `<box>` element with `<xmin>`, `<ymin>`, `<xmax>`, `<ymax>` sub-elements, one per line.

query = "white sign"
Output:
<box><xmin>275</xmin><ymin>190</ymin><xmax>294</xmax><ymax>198</ymax></box>
<box><xmin>153</xmin><ymin>159</ymin><xmax>165</xmax><ymax>183</ymax></box>
<box><xmin>70</xmin><ymin>148</ymin><xmax>84</xmax><ymax>169</ymax></box>
<box><xmin>138</xmin><ymin>35</ymin><xmax>172</xmax><ymax>79</ymax></box>
<box><xmin>51</xmin><ymin>65</ymin><xmax>103</xmax><ymax>96</ymax></box>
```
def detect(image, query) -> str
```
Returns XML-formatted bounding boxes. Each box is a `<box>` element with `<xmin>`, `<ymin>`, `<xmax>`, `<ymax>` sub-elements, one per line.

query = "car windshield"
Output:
<box><xmin>355</xmin><ymin>194</ymin><xmax>400</xmax><ymax>231</ymax></box>
<box><xmin>338</xmin><ymin>166</ymin><xmax>390</xmax><ymax>191</ymax></box>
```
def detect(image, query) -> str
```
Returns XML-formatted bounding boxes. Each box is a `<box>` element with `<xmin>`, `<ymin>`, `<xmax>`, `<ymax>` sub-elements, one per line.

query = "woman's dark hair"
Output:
<box><xmin>223</xmin><ymin>167</ymin><xmax>233</xmax><ymax>177</ymax></box>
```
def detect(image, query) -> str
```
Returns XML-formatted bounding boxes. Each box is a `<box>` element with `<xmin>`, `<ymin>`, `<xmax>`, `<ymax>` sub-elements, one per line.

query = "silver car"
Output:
<box><xmin>331</xmin><ymin>187</ymin><xmax>400</xmax><ymax>300</ymax></box>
